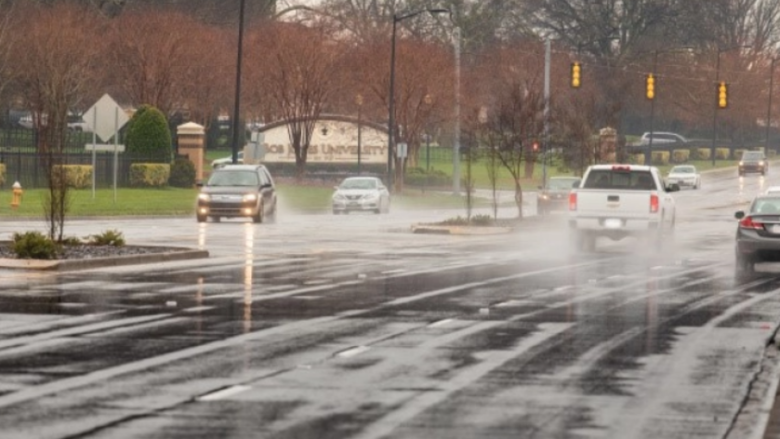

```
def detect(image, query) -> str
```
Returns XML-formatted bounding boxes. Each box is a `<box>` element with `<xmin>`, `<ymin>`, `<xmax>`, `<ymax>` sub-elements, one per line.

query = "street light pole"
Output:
<box><xmin>356</xmin><ymin>94</ymin><xmax>363</xmax><ymax>175</ymax></box>
<box><xmin>452</xmin><ymin>26</ymin><xmax>461</xmax><ymax>195</ymax></box>
<box><xmin>766</xmin><ymin>58</ymin><xmax>777</xmax><ymax>153</ymax></box>
<box><xmin>542</xmin><ymin>37</ymin><xmax>550</xmax><ymax>189</ymax></box>
<box><xmin>387</xmin><ymin>8</ymin><xmax>449</xmax><ymax>192</ymax></box>
<box><xmin>231</xmin><ymin>0</ymin><xmax>246</xmax><ymax>165</ymax></box>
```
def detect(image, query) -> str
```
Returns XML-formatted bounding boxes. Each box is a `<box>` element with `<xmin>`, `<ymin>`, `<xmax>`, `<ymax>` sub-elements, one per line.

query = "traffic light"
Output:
<box><xmin>646</xmin><ymin>73</ymin><xmax>655</xmax><ymax>100</ymax></box>
<box><xmin>533</xmin><ymin>141</ymin><xmax>539</xmax><ymax>151</ymax></box>
<box><xmin>718</xmin><ymin>81</ymin><xmax>728</xmax><ymax>109</ymax></box>
<box><xmin>571</xmin><ymin>62</ymin><xmax>581</xmax><ymax>88</ymax></box>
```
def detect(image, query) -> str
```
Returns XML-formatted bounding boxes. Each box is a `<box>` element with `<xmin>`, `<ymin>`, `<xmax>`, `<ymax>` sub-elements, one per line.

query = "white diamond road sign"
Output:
<box><xmin>82</xmin><ymin>94</ymin><xmax>129</xmax><ymax>143</ymax></box>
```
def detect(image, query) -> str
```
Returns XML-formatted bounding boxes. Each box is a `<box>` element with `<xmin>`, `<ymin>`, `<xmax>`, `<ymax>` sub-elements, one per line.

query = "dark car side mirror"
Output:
<box><xmin>735</xmin><ymin>211</ymin><xmax>745</xmax><ymax>219</ymax></box>
<box><xmin>196</xmin><ymin>181</ymin><xmax>204</xmax><ymax>188</ymax></box>
<box><xmin>537</xmin><ymin>185</ymin><xmax>543</xmax><ymax>190</ymax></box>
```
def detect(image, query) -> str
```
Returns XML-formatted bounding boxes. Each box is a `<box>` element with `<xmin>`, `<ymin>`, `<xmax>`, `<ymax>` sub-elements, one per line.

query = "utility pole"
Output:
<box><xmin>542</xmin><ymin>38</ymin><xmax>550</xmax><ymax>189</ymax></box>
<box><xmin>452</xmin><ymin>26</ymin><xmax>461</xmax><ymax>195</ymax></box>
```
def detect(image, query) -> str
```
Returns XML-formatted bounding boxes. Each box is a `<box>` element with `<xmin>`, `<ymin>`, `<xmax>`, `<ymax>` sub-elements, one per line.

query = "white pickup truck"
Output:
<box><xmin>568</xmin><ymin>164</ymin><xmax>680</xmax><ymax>252</ymax></box>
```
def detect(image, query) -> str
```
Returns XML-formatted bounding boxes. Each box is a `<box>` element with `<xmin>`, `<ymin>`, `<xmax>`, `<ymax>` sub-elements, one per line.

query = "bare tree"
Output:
<box><xmin>11</xmin><ymin>2</ymin><xmax>103</xmax><ymax>241</ymax></box>
<box><xmin>105</xmin><ymin>9</ymin><xmax>197</xmax><ymax>116</ymax></box>
<box><xmin>246</xmin><ymin>23</ymin><xmax>343</xmax><ymax>178</ymax></box>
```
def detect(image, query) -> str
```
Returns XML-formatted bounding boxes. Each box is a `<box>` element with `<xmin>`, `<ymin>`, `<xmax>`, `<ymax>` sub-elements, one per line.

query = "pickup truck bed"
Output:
<box><xmin>568</xmin><ymin>164</ymin><xmax>679</xmax><ymax>252</ymax></box>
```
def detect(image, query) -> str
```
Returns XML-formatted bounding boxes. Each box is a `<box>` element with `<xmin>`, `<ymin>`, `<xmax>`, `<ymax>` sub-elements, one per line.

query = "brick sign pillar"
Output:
<box><xmin>177</xmin><ymin>122</ymin><xmax>205</xmax><ymax>181</ymax></box>
<box><xmin>599</xmin><ymin>127</ymin><xmax>617</xmax><ymax>163</ymax></box>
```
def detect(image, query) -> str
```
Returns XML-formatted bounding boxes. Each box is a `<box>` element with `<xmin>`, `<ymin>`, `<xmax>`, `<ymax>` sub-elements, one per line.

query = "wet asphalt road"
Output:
<box><xmin>2</xmin><ymin>170</ymin><xmax>780</xmax><ymax>438</ymax></box>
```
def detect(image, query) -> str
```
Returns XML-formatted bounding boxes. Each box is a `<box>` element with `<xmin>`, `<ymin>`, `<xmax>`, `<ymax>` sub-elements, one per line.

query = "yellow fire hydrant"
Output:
<box><xmin>11</xmin><ymin>181</ymin><xmax>22</xmax><ymax>209</ymax></box>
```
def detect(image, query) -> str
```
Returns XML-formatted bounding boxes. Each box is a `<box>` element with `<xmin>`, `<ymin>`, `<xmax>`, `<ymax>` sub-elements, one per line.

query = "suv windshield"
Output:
<box><xmin>546</xmin><ymin>178</ymin><xmax>579</xmax><ymax>190</ymax></box>
<box><xmin>742</xmin><ymin>152</ymin><xmax>764</xmax><ymax>161</ymax></box>
<box><xmin>208</xmin><ymin>170</ymin><xmax>259</xmax><ymax>187</ymax></box>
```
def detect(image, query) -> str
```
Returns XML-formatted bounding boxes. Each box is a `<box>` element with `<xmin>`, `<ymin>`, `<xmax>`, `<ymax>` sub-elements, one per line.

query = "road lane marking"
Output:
<box><xmin>197</xmin><ymin>385</ymin><xmax>251</xmax><ymax>401</ymax></box>
<box><xmin>336</xmin><ymin>346</ymin><xmax>370</xmax><ymax>358</ymax></box>
<box><xmin>427</xmin><ymin>319</ymin><xmax>454</xmax><ymax>328</ymax></box>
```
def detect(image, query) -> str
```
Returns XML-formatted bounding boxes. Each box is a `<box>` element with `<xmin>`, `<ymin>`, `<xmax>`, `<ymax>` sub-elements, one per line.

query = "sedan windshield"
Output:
<box><xmin>340</xmin><ymin>178</ymin><xmax>377</xmax><ymax>190</ymax></box>
<box><xmin>208</xmin><ymin>171</ymin><xmax>259</xmax><ymax>187</ymax></box>
<box><xmin>547</xmin><ymin>178</ymin><xmax>579</xmax><ymax>190</ymax></box>
<box><xmin>670</xmin><ymin>166</ymin><xmax>695</xmax><ymax>174</ymax></box>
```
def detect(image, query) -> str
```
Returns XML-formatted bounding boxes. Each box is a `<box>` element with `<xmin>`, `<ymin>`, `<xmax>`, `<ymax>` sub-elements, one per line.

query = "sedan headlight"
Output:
<box><xmin>333</xmin><ymin>193</ymin><xmax>346</xmax><ymax>201</ymax></box>
<box><xmin>362</xmin><ymin>192</ymin><xmax>380</xmax><ymax>201</ymax></box>
<box><xmin>243</xmin><ymin>193</ymin><xmax>258</xmax><ymax>202</ymax></box>
<box><xmin>198</xmin><ymin>193</ymin><xmax>210</xmax><ymax>201</ymax></box>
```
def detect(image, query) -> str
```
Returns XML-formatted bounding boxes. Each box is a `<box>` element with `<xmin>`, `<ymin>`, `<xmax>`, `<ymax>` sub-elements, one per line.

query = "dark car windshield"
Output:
<box><xmin>742</xmin><ymin>152</ymin><xmax>764</xmax><ymax>161</ymax></box>
<box><xmin>208</xmin><ymin>170</ymin><xmax>259</xmax><ymax>187</ymax></box>
<box><xmin>547</xmin><ymin>178</ymin><xmax>579</xmax><ymax>190</ymax></box>
<box><xmin>583</xmin><ymin>170</ymin><xmax>656</xmax><ymax>190</ymax></box>
<box><xmin>340</xmin><ymin>178</ymin><xmax>377</xmax><ymax>190</ymax></box>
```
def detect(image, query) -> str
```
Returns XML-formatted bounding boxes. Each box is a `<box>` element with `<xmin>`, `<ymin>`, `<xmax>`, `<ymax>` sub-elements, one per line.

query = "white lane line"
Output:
<box><xmin>183</xmin><ymin>306</ymin><xmax>216</xmax><ymax>313</ymax></box>
<box><xmin>0</xmin><ymin>312</ymin><xmax>123</xmax><ymax>336</ymax></box>
<box><xmin>427</xmin><ymin>319</ymin><xmax>454</xmax><ymax>328</ymax></box>
<box><xmin>0</xmin><ymin>314</ymin><xmax>171</xmax><ymax>351</ymax></box>
<box><xmin>336</xmin><ymin>346</ymin><xmax>370</xmax><ymax>358</ymax></box>
<box><xmin>197</xmin><ymin>385</ymin><xmax>251</xmax><ymax>402</ymax></box>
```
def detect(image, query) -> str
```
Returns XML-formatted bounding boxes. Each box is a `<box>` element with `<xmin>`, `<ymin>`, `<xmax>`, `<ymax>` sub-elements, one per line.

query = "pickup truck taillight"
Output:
<box><xmin>569</xmin><ymin>192</ymin><xmax>577</xmax><ymax>211</ymax></box>
<box><xmin>650</xmin><ymin>193</ymin><xmax>659</xmax><ymax>213</ymax></box>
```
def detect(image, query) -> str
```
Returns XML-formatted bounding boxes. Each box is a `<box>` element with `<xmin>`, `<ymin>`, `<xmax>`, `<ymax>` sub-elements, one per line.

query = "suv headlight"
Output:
<box><xmin>198</xmin><ymin>193</ymin><xmax>210</xmax><ymax>201</ymax></box>
<box><xmin>243</xmin><ymin>193</ymin><xmax>258</xmax><ymax>202</ymax></box>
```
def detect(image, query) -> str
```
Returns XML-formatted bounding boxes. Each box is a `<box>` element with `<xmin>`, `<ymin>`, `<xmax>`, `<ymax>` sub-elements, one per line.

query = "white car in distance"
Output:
<box><xmin>332</xmin><ymin>176</ymin><xmax>390</xmax><ymax>214</ymax></box>
<box><xmin>665</xmin><ymin>165</ymin><xmax>701</xmax><ymax>189</ymax></box>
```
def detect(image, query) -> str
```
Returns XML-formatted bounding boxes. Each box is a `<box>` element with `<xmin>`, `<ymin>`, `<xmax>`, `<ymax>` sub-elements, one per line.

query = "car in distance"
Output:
<box><xmin>734</xmin><ymin>194</ymin><xmax>780</xmax><ymax>278</ymax></box>
<box><xmin>739</xmin><ymin>150</ymin><xmax>768</xmax><ymax>176</ymax></box>
<box><xmin>766</xmin><ymin>186</ymin><xmax>780</xmax><ymax>194</ymax></box>
<box><xmin>196</xmin><ymin>164</ymin><xmax>277</xmax><ymax>223</ymax></box>
<box><xmin>665</xmin><ymin>165</ymin><xmax>701</xmax><ymax>189</ymax></box>
<box><xmin>212</xmin><ymin>151</ymin><xmax>244</xmax><ymax>169</ymax></box>
<box><xmin>537</xmin><ymin>176</ymin><xmax>580</xmax><ymax>215</ymax></box>
<box><xmin>332</xmin><ymin>176</ymin><xmax>390</xmax><ymax>214</ymax></box>
<box><xmin>637</xmin><ymin>131</ymin><xmax>688</xmax><ymax>146</ymax></box>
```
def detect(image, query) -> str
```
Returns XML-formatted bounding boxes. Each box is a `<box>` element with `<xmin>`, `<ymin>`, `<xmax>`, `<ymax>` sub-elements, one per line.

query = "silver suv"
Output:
<box><xmin>638</xmin><ymin>132</ymin><xmax>688</xmax><ymax>146</ymax></box>
<box><xmin>196</xmin><ymin>164</ymin><xmax>277</xmax><ymax>223</ymax></box>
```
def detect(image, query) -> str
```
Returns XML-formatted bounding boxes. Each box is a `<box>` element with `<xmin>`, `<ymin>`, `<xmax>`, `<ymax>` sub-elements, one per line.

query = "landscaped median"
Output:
<box><xmin>0</xmin><ymin>243</ymin><xmax>209</xmax><ymax>271</ymax></box>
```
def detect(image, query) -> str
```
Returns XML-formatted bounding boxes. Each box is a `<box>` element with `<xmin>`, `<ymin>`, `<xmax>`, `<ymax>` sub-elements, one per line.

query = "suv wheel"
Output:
<box><xmin>196</xmin><ymin>214</ymin><xmax>207</xmax><ymax>223</ymax></box>
<box><xmin>252</xmin><ymin>203</ymin><xmax>264</xmax><ymax>223</ymax></box>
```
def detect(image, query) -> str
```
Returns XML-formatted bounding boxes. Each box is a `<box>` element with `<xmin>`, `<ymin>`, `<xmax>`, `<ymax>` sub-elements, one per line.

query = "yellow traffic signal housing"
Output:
<box><xmin>646</xmin><ymin>74</ymin><xmax>655</xmax><ymax>100</ymax></box>
<box><xmin>718</xmin><ymin>82</ymin><xmax>728</xmax><ymax>109</ymax></box>
<box><xmin>571</xmin><ymin>62</ymin><xmax>581</xmax><ymax>88</ymax></box>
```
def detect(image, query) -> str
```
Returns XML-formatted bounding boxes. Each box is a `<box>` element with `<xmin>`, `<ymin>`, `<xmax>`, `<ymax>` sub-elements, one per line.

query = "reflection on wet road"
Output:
<box><xmin>1</xmin><ymin>170</ymin><xmax>780</xmax><ymax>438</ymax></box>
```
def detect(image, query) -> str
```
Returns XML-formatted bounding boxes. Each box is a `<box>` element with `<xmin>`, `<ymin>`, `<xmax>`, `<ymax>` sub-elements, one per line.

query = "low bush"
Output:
<box><xmin>693</xmin><ymin>148</ymin><xmax>711</xmax><ymax>161</ymax></box>
<box><xmin>715</xmin><ymin>148</ymin><xmax>730</xmax><ymax>160</ymax></box>
<box><xmin>55</xmin><ymin>165</ymin><xmax>92</xmax><ymax>189</ymax></box>
<box><xmin>0</xmin><ymin>163</ymin><xmax>5</xmax><ymax>187</ymax></box>
<box><xmin>169</xmin><ymin>157</ymin><xmax>196</xmax><ymax>188</ymax></box>
<box><xmin>88</xmin><ymin>229</ymin><xmax>125</xmax><ymax>246</ymax></box>
<box><xmin>405</xmin><ymin>167</ymin><xmax>451</xmax><ymax>187</ymax></box>
<box><xmin>631</xmin><ymin>154</ymin><xmax>645</xmax><ymax>165</ymax></box>
<box><xmin>129</xmin><ymin>163</ymin><xmax>170</xmax><ymax>187</ymax></box>
<box><xmin>12</xmin><ymin>231</ymin><xmax>59</xmax><ymax>259</ymax></box>
<box><xmin>672</xmin><ymin>149</ymin><xmax>690</xmax><ymax>163</ymax></box>
<box><xmin>651</xmin><ymin>151</ymin><xmax>670</xmax><ymax>165</ymax></box>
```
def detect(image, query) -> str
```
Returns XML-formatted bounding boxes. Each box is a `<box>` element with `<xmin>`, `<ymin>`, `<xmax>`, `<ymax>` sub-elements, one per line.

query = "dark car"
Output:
<box><xmin>734</xmin><ymin>195</ymin><xmax>780</xmax><ymax>278</ymax></box>
<box><xmin>196</xmin><ymin>164</ymin><xmax>277</xmax><ymax>223</ymax></box>
<box><xmin>537</xmin><ymin>176</ymin><xmax>580</xmax><ymax>215</ymax></box>
<box><xmin>738</xmin><ymin>150</ymin><xmax>768</xmax><ymax>176</ymax></box>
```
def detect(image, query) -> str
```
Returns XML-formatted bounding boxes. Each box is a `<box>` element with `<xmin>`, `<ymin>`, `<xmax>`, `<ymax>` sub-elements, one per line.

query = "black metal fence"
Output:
<box><xmin>0</xmin><ymin>125</ymin><xmax>173</xmax><ymax>189</ymax></box>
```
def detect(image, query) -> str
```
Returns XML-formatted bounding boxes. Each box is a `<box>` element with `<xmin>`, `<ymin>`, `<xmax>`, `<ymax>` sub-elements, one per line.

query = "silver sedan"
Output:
<box><xmin>665</xmin><ymin>165</ymin><xmax>701</xmax><ymax>189</ymax></box>
<box><xmin>332</xmin><ymin>176</ymin><xmax>390</xmax><ymax>214</ymax></box>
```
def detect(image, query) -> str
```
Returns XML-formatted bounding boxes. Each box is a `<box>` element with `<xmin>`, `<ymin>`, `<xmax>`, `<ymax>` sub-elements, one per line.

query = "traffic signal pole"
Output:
<box><xmin>646</xmin><ymin>51</ymin><xmax>658</xmax><ymax>165</ymax></box>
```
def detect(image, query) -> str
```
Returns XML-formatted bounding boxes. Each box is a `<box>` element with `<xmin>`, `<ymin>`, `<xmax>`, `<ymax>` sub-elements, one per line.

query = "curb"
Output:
<box><xmin>411</xmin><ymin>225</ymin><xmax>514</xmax><ymax>235</ymax></box>
<box><xmin>0</xmin><ymin>248</ymin><xmax>210</xmax><ymax>271</ymax></box>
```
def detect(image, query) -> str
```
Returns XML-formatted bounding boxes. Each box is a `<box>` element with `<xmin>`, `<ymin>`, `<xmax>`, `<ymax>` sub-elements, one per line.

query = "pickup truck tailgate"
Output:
<box><xmin>574</xmin><ymin>190</ymin><xmax>653</xmax><ymax>218</ymax></box>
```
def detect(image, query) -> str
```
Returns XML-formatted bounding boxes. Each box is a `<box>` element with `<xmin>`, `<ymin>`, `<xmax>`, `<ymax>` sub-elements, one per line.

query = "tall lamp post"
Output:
<box><xmin>356</xmin><ymin>94</ymin><xmax>363</xmax><ymax>175</ymax></box>
<box><xmin>387</xmin><ymin>7</ymin><xmax>449</xmax><ymax>191</ymax></box>
<box><xmin>766</xmin><ymin>58</ymin><xmax>777</xmax><ymax>153</ymax></box>
<box><xmin>231</xmin><ymin>0</ymin><xmax>246</xmax><ymax>165</ymax></box>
